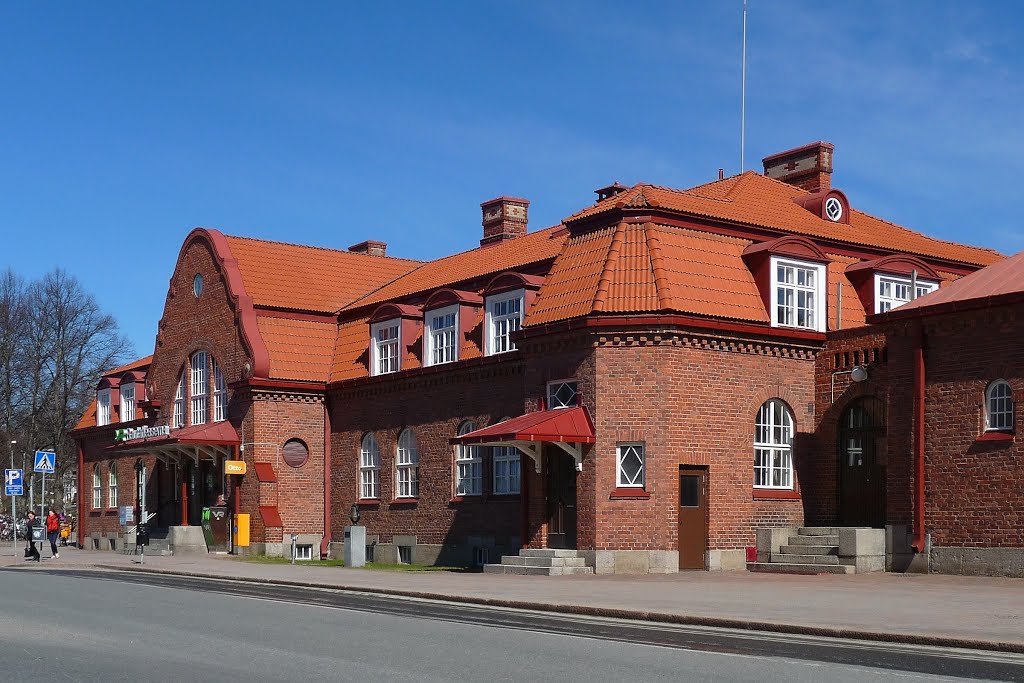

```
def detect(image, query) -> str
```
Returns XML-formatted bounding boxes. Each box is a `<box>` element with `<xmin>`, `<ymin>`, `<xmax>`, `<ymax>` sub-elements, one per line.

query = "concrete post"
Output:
<box><xmin>344</xmin><ymin>525</ymin><xmax>366</xmax><ymax>568</ymax></box>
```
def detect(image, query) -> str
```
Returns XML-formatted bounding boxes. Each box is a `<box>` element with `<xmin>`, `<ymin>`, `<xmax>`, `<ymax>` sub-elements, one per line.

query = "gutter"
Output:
<box><xmin>911</xmin><ymin>324</ymin><xmax>926</xmax><ymax>553</ymax></box>
<box><xmin>321</xmin><ymin>404</ymin><xmax>332</xmax><ymax>559</ymax></box>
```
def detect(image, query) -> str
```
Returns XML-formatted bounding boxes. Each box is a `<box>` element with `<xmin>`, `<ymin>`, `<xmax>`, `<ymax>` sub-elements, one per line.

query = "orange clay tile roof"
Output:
<box><xmin>330</xmin><ymin>317</ymin><xmax>371</xmax><ymax>383</ymax></box>
<box><xmin>74</xmin><ymin>398</ymin><xmax>98</xmax><ymax>430</ymax></box>
<box><xmin>105</xmin><ymin>355</ymin><xmax>153</xmax><ymax>377</ymax></box>
<box><xmin>223</xmin><ymin>235</ymin><xmax>420</xmax><ymax>314</ymax></box>
<box><xmin>256</xmin><ymin>316</ymin><xmax>338</xmax><ymax>382</ymax></box>
<box><xmin>566</xmin><ymin>173</ymin><xmax>1002</xmax><ymax>267</ymax></box>
<box><xmin>344</xmin><ymin>226</ymin><xmax>568</xmax><ymax>311</ymax></box>
<box><xmin>525</xmin><ymin>225</ymin><xmax>618</xmax><ymax>325</ymax></box>
<box><xmin>75</xmin><ymin>355</ymin><xmax>154</xmax><ymax>430</ymax></box>
<box><xmin>827</xmin><ymin>254</ymin><xmax>868</xmax><ymax>330</ymax></box>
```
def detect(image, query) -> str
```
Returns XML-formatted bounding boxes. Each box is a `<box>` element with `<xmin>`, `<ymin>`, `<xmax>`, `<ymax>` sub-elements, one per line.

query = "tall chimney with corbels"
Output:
<box><xmin>480</xmin><ymin>196</ymin><xmax>529</xmax><ymax>247</ymax></box>
<box><xmin>762</xmin><ymin>141</ymin><xmax>834</xmax><ymax>192</ymax></box>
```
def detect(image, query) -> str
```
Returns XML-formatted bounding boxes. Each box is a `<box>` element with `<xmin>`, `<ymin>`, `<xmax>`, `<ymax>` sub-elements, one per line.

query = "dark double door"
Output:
<box><xmin>546</xmin><ymin>449</ymin><xmax>577</xmax><ymax>549</ymax></box>
<box><xmin>839</xmin><ymin>397</ymin><xmax>887</xmax><ymax>528</ymax></box>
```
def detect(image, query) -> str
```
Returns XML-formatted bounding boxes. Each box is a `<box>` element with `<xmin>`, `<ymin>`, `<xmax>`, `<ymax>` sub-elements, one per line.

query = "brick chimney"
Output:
<box><xmin>480</xmin><ymin>196</ymin><xmax>529</xmax><ymax>247</ymax></box>
<box><xmin>348</xmin><ymin>240</ymin><xmax>387</xmax><ymax>256</ymax></box>
<box><xmin>762</xmin><ymin>141</ymin><xmax>834</xmax><ymax>192</ymax></box>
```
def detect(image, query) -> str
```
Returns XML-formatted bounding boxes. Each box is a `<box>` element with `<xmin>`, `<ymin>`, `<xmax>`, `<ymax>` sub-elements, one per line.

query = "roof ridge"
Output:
<box><xmin>644</xmin><ymin>223</ymin><xmax>675</xmax><ymax>310</ymax></box>
<box><xmin>591</xmin><ymin>222</ymin><xmax>626</xmax><ymax>312</ymax></box>
<box><xmin>846</xmin><ymin>207</ymin><xmax>1004</xmax><ymax>259</ymax></box>
<box><xmin>224</xmin><ymin>233</ymin><xmax>423</xmax><ymax>264</ymax></box>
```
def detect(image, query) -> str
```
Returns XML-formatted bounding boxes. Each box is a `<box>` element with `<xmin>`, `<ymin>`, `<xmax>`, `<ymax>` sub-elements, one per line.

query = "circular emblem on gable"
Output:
<box><xmin>824</xmin><ymin>197</ymin><xmax>843</xmax><ymax>222</ymax></box>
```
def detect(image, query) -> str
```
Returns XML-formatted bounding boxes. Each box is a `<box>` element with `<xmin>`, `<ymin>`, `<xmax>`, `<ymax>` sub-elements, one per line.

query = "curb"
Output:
<box><xmin>90</xmin><ymin>563</ymin><xmax>1024</xmax><ymax>655</ymax></box>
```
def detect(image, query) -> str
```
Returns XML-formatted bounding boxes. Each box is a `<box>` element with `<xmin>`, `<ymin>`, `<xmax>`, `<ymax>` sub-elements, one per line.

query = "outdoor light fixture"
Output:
<box><xmin>831</xmin><ymin>364</ymin><xmax>870</xmax><ymax>402</ymax></box>
<box><xmin>349</xmin><ymin>503</ymin><xmax>361</xmax><ymax>525</ymax></box>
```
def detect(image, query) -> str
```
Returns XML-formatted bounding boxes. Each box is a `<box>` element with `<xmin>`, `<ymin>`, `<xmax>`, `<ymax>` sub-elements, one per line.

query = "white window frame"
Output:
<box><xmin>293</xmin><ymin>544</ymin><xmax>313</xmax><ymax>561</ymax></box>
<box><xmin>425</xmin><ymin>304</ymin><xmax>459</xmax><ymax>367</ymax></box>
<box><xmin>617</xmin><ymin>443</ymin><xmax>645</xmax><ymax>488</ymax></box>
<box><xmin>370</xmin><ymin>319</ymin><xmax>401</xmax><ymax>376</ymax></box>
<box><xmin>108</xmin><ymin>464</ymin><xmax>118</xmax><ymax>508</ymax></box>
<box><xmin>875</xmin><ymin>273</ymin><xmax>938</xmax><ymax>314</ymax></box>
<box><xmin>547</xmin><ymin>380</ymin><xmax>579</xmax><ymax>409</ymax></box>
<box><xmin>119</xmin><ymin>383</ymin><xmax>135</xmax><ymax>423</ymax></box>
<box><xmin>190</xmin><ymin>351</ymin><xmax>208</xmax><ymax>425</ymax></box>
<box><xmin>359</xmin><ymin>433</ymin><xmax>381</xmax><ymax>499</ymax></box>
<box><xmin>986</xmin><ymin>380</ymin><xmax>1014</xmax><ymax>431</ymax></box>
<box><xmin>455</xmin><ymin>422</ymin><xmax>483</xmax><ymax>496</ymax></box>
<box><xmin>770</xmin><ymin>256</ymin><xmax>826</xmax><ymax>332</ymax></box>
<box><xmin>172</xmin><ymin>373</ymin><xmax>186</xmax><ymax>429</ymax></box>
<box><xmin>754</xmin><ymin>399</ymin><xmax>795</xmax><ymax>490</ymax></box>
<box><xmin>396</xmin><ymin>429</ymin><xmax>420</xmax><ymax>498</ymax></box>
<box><xmin>92</xmin><ymin>465</ymin><xmax>102</xmax><ymax>510</ymax></box>
<box><xmin>485</xmin><ymin>289</ymin><xmax>524</xmax><ymax>356</ymax></box>
<box><xmin>492</xmin><ymin>445</ymin><xmax>521</xmax><ymax>495</ymax></box>
<box><xmin>96</xmin><ymin>389</ymin><xmax>112</xmax><ymax>427</ymax></box>
<box><xmin>213</xmin><ymin>362</ymin><xmax>227</xmax><ymax>422</ymax></box>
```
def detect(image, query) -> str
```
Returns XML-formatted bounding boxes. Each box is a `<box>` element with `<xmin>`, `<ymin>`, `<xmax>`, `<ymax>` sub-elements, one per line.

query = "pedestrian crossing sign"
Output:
<box><xmin>33</xmin><ymin>451</ymin><xmax>55</xmax><ymax>473</ymax></box>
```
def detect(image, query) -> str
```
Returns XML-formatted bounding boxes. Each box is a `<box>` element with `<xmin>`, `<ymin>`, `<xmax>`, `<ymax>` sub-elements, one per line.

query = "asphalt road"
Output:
<box><xmin>0</xmin><ymin>567</ymin><xmax>1021</xmax><ymax>682</ymax></box>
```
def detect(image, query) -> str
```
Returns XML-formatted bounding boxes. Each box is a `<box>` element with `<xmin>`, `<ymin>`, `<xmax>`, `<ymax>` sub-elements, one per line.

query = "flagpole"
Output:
<box><xmin>740</xmin><ymin>0</ymin><xmax>747</xmax><ymax>173</ymax></box>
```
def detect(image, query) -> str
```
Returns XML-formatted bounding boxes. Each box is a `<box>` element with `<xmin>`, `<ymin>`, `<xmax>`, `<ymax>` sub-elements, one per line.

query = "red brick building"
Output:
<box><xmin>73</xmin><ymin>141</ymin><xmax>1010</xmax><ymax>574</ymax></box>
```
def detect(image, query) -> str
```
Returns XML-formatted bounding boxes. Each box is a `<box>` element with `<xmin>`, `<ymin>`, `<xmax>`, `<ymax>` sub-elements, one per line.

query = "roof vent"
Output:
<box><xmin>348</xmin><ymin>240</ymin><xmax>387</xmax><ymax>256</ymax></box>
<box><xmin>594</xmin><ymin>182</ymin><xmax>629</xmax><ymax>203</ymax></box>
<box><xmin>762</xmin><ymin>141</ymin><xmax>834</xmax><ymax>192</ymax></box>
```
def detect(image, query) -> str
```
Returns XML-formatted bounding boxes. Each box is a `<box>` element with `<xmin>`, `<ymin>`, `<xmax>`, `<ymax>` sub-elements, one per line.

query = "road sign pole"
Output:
<box><xmin>41</xmin><ymin>472</ymin><xmax>45</xmax><ymax>519</ymax></box>
<box><xmin>10</xmin><ymin>492</ymin><xmax>14</xmax><ymax>558</ymax></box>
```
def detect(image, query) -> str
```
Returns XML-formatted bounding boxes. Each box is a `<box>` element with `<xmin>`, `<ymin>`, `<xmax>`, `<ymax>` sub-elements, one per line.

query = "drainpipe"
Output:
<box><xmin>911</xmin><ymin>325</ymin><xmax>926</xmax><ymax>553</ymax></box>
<box><xmin>77</xmin><ymin>440</ymin><xmax>84</xmax><ymax>549</ymax></box>
<box><xmin>320</xmin><ymin>403</ymin><xmax>332</xmax><ymax>559</ymax></box>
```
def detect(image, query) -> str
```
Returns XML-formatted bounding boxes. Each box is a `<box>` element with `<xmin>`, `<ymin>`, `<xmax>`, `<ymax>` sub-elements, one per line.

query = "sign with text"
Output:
<box><xmin>33</xmin><ymin>451</ymin><xmax>55</xmax><ymax>473</ymax></box>
<box><xmin>4</xmin><ymin>468</ymin><xmax>23</xmax><ymax>496</ymax></box>
<box><xmin>225</xmin><ymin>460</ymin><xmax>246</xmax><ymax>475</ymax></box>
<box><xmin>114</xmin><ymin>425</ymin><xmax>170</xmax><ymax>443</ymax></box>
<box><xmin>119</xmin><ymin>506</ymin><xmax>135</xmax><ymax>526</ymax></box>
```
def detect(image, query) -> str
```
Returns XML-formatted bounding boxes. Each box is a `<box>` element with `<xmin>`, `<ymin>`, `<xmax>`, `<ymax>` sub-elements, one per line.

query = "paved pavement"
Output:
<box><xmin>3</xmin><ymin>545</ymin><xmax>1022</xmax><ymax>652</ymax></box>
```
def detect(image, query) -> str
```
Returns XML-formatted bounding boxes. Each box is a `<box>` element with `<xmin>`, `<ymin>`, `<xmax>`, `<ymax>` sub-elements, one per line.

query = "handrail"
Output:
<box><xmin>127</xmin><ymin>511</ymin><xmax>156</xmax><ymax>535</ymax></box>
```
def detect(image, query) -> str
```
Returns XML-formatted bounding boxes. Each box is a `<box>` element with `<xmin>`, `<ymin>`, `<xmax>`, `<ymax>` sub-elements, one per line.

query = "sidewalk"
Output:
<box><xmin>4</xmin><ymin>546</ymin><xmax>1023</xmax><ymax>652</ymax></box>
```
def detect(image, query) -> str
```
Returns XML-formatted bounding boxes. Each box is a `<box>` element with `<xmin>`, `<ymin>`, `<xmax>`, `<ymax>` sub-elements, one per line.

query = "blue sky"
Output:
<box><xmin>2</xmin><ymin>1</ymin><xmax>1022</xmax><ymax>355</ymax></box>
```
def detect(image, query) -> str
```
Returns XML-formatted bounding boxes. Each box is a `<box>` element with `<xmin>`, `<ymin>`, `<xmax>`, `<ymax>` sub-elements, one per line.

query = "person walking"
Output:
<box><xmin>45</xmin><ymin>508</ymin><xmax>60</xmax><ymax>559</ymax></box>
<box><xmin>25</xmin><ymin>511</ymin><xmax>40</xmax><ymax>562</ymax></box>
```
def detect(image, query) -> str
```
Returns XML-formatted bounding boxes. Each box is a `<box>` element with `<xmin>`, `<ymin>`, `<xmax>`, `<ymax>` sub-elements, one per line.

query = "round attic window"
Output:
<box><xmin>282</xmin><ymin>439</ymin><xmax>309</xmax><ymax>468</ymax></box>
<box><xmin>193</xmin><ymin>273</ymin><xmax>203</xmax><ymax>298</ymax></box>
<box><xmin>824</xmin><ymin>197</ymin><xmax>843</xmax><ymax>222</ymax></box>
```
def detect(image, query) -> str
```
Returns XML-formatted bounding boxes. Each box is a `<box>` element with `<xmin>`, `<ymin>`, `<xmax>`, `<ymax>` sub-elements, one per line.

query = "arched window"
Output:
<box><xmin>359</xmin><ymin>433</ymin><xmax>381</xmax><ymax>500</ymax></box>
<box><xmin>92</xmin><ymin>465</ymin><xmax>102</xmax><ymax>509</ymax></box>
<box><xmin>754</xmin><ymin>399</ymin><xmax>794</xmax><ymax>489</ymax></box>
<box><xmin>213</xmin><ymin>361</ymin><xmax>227</xmax><ymax>422</ymax></box>
<box><xmin>492</xmin><ymin>417</ymin><xmax>520</xmax><ymax>495</ymax></box>
<box><xmin>455</xmin><ymin>422</ymin><xmax>482</xmax><ymax>496</ymax></box>
<box><xmin>108</xmin><ymin>463</ymin><xmax>118</xmax><ymax>508</ymax></box>
<box><xmin>396</xmin><ymin>429</ymin><xmax>419</xmax><ymax>498</ymax></box>
<box><xmin>986</xmin><ymin>380</ymin><xmax>1014</xmax><ymax>431</ymax></box>
<box><xmin>172</xmin><ymin>372</ymin><xmax>186</xmax><ymax>429</ymax></box>
<box><xmin>190</xmin><ymin>351</ymin><xmax>208</xmax><ymax>425</ymax></box>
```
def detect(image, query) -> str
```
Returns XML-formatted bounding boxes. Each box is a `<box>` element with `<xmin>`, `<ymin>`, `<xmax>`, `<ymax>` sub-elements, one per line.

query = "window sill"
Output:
<box><xmin>609</xmin><ymin>488</ymin><xmax>651</xmax><ymax>500</ymax></box>
<box><xmin>390</xmin><ymin>498</ymin><xmax>419</xmax><ymax>506</ymax></box>
<box><xmin>752</xmin><ymin>488</ymin><xmax>800</xmax><ymax>500</ymax></box>
<box><xmin>976</xmin><ymin>431</ymin><xmax>1014</xmax><ymax>443</ymax></box>
<box><xmin>356</xmin><ymin>498</ymin><xmax>381</xmax><ymax>505</ymax></box>
<box><xmin>450</xmin><ymin>495</ymin><xmax>483</xmax><ymax>503</ymax></box>
<box><xmin>488</xmin><ymin>493</ymin><xmax>521</xmax><ymax>500</ymax></box>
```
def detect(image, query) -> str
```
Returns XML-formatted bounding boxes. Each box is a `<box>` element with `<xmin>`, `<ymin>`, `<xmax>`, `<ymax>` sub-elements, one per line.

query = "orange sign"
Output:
<box><xmin>225</xmin><ymin>460</ymin><xmax>246</xmax><ymax>475</ymax></box>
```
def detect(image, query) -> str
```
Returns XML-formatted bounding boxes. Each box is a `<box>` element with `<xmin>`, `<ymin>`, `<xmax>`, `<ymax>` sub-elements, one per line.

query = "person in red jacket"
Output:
<box><xmin>45</xmin><ymin>508</ymin><xmax>60</xmax><ymax>560</ymax></box>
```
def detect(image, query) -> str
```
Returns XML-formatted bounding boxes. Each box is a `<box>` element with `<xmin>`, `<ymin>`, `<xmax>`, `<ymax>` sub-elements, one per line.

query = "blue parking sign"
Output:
<box><xmin>4</xmin><ymin>468</ymin><xmax>23</xmax><ymax>496</ymax></box>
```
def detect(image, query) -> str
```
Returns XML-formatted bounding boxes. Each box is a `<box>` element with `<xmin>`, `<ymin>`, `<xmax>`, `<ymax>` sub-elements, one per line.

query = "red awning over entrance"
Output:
<box><xmin>450</xmin><ymin>406</ymin><xmax>595</xmax><ymax>446</ymax></box>
<box><xmin>105</xmin><ymin>421</ymin><xmax>240</xmax><ymax>463</ymax></box>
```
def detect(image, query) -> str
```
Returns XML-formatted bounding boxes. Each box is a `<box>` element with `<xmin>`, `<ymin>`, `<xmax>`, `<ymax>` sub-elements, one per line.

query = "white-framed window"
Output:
<box><xmin>425</xmin><ymin>304</ymin><xmax>459</xmax><ymax>366</ymax></box>
<box><xmin>875</xmin><ymin>273</ymin><xmax>938</xmax><ymax>313</ymax></box>
<box><xmin>190</xmin><ymin>351</ymin><xmax>208</xmax><ymax>425</ymax></box>
<box><xmin>547</xmin><ymin>380</ymin><xmax>579</xmax><ymax>409</ymax></box>
<box><xmin>492</xmin><ymin>445</ymin><xmax>521</xmax><ymax>495</ymax></box>
<box><xmin>108</xmin><ymin>463</ymin><xmax>118</xmax><ymax>508</ymax></box>
<box><xmin>455</xmin><ymin>422</ymin><xmax>483</xmax><ymax>496</ymax></box>
<box><xmin>294</xmin><ymin>544</ymin><xmax>313</xmax><ymax>561</ymax></box>
<box><xmin>986</xmin><ymin>380</ymin><xmax>1014</xmax><ymax>431</ymax></box>
<box><xmin>119</xmin><ymin>383</ymin><xmax>135</xmax><ymax>423</ymax></box>
<box><xmin>771</xmin><ymin>257</ymin><xmax>826</xmax><ymax>332</ymax></box>
<box><xmin>396</xmin><ymin>429</ymin><xmax>420</xmax><ymax>498</ymax></box>
<box><xmin>754</xmin><ymin>399</ymin><xmax>794</xmax><ymax>489</ymax></box>
<box><xmin>92</xmin><ymin>465</ymin><xmax>102</xmax><ymax>510</ymax></box>
<box><xmin>371</xmin><ymin>320</ymin><xmax>401</xmax><ymax>376</ymax></box>
<box><xmin>213</xmin><ymin>362</ymin><xmax>227</xmax><ymax>422</ymax></box>
<box><xmin>485</xmin><ymin>290</ymin><xmax>524</xmax><ymax>356</ymax></box>
<box><xmin>172</xmin><ymin>373</ymin><xmax>186</xmax><ymax>429</ymax></box>
<box><xmin>96</xmin><ymin>389</ymin><xmax>112</xmax><ymax>427</ymax></box>
<box><xmin>359</xmin><ymin>433</ymin><xmax>381</xmax><ymax>499</ymax></box>
<box><xmin>617</xmin><ymin>443</ymin><xmax>645</xmax><ymax>488</ymax></box>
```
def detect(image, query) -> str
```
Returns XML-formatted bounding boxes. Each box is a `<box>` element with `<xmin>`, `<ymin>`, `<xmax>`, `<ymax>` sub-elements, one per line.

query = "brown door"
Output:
<box><xmin>678</xmin><ymin>467</ymin><xmax>708</xmax><ymax>570</ymax></box>
<box><xmin>840</xmin><ymin>397</ymin><xmax>887</xmax><ymax>527</ymax></box>
<box><xmin>546</xmin><ymin>449</ymin><xmax>577</xmax><ymax>549</ymax></box>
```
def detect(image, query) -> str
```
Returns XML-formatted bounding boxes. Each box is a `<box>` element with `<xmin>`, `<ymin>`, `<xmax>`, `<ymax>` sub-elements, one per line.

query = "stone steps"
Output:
<box><xmin>482</xmin><ymin>564</ymin><xmax>594</xmax><ymax>576</ymax></box>
<box><xmin>780</xmin><ymin>544</ymin><xmax>837</xmax><ymax>555</ymax></box>
<box><xmin>748</xmin><ymin>562</ymin><xmax>854</xmax><ymax>575</ymax></box>
<box><xmin>498</xmin><ymin>555</ymin><xmax>588</xmax><ymax>568</ymax></box>
<box><xmin>787</xmin><ymin>535</ymin><xmax>839</xmax><ymax>546</ymax></box>
<box><xmin>771</xmin><ymin>553</ymin><xmax>839</xmax><ymax>565</ymax></box>
<box><xmin>483</xmin><ymin>548</ymin><xmax>594</xmax><ymax>576</ymax></box>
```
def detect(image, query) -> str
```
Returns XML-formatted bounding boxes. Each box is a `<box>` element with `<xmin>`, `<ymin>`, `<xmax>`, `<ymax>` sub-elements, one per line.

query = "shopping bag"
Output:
<box><xmin>24</xmin><ymin>546</ymin><xmax>32</xmax><ymax>558</ymax></box>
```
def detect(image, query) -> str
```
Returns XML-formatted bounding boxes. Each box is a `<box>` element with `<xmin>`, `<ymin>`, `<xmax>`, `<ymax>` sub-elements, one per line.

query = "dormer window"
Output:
<box><xmin>97</xmin><ymin>389</ymin><xmax>112</xmax><ymax>427</ymax></box>
<box><xmin>371</xmin><ymin>320</ymin><xmax>401</xmax><ymax>375</ymax></box>
<box><xmin>425</xmin><ymin>304</ymin><xmax>459</xmax><ymax>366</ymax></box>
<box><xmin>875</xmin><ymin>274</ymin><xmax>937</xmax><ymax>313</ymax></box>
<box><xmin>485</xmin><ymin>289</ymin><xmax>523</xmax><ymax>356</ymax></box>
<box><xmin>771</xmin><ymin>257</ymin><xmax>826</xmax><ymax>332</ymax></box>
<box><xmin>120</xmin><ymin>383</ymin><xmax>135</xmax><ymax>423</ymax></box>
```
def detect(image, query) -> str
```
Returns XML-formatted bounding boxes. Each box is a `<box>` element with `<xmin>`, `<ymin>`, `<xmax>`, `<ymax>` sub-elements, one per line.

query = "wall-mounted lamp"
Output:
<box><xmin>831</xmin><ymin>364</ymin><xmax>869</xmax><ymax>402</ymax></box>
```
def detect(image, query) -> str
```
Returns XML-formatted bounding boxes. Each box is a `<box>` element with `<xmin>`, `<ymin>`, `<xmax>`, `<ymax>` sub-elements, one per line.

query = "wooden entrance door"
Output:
<box><xmin>546</xmin><ymin>450</ymin><xmax>577</xmax><ymax>549</ymax></box>
<box><xmin>678</xmin><ymin>467</ymin><xmax>708</xmax><ymax>570</ymax></box>
<box><xmin>840</xmin><ymin>397</ymin><xmax>887</xmax><ymax>528</ymax></box>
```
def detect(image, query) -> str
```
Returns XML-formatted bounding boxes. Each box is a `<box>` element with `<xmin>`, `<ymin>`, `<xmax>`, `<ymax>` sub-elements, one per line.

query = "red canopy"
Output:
<box><xmin>450</xmin><ymin>406</ymin><xmax>595</xmax><ymax>445</ymax></box>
